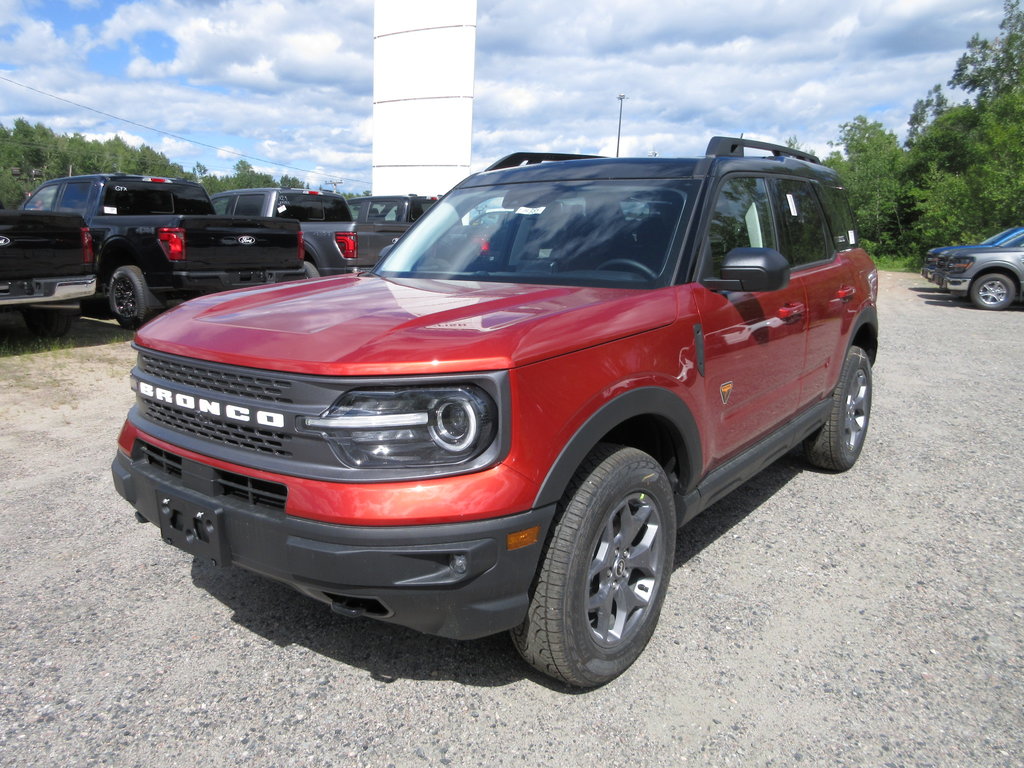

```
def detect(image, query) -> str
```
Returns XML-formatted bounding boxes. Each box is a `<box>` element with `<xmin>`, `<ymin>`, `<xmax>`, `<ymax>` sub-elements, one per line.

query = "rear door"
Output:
<box><xmin>772</xmin><ymin>178</ymin><xmax>856</xmax><ymax>405</ymax></box>
<box><xmin>693</xmin><ymin>175</ymin><xmax>809</xmax><ymax>465</ymax></box>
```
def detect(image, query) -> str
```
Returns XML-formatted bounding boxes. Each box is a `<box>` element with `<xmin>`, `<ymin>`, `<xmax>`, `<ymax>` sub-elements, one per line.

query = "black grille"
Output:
<box><xmin>137</xmin><ymin>440</ymin><xmax>287</xmax><ymax>512</ymax></box>
<box><xmin>143</xmin><ymin>401</ymin><xmax>293</xmax><ymax>456</ymax></box>
<box><xmin>139</xmin><ymin>353</ymin><xmax>294</xmax><ymax>403</ymax></box>
<box><xmin>138</xmin><ymin>441</ymin><xmax>183</xmax><ymax>477</ymax></box>
<box><xmin>217</xmin><ymin>470</ymin><xmax>288</xmax><ymax>510</ymax></box>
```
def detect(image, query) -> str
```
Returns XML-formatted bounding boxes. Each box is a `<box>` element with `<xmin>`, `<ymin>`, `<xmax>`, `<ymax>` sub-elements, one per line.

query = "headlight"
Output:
<box><xmin>948</xmin><ymin>256</ymin><xmax>975</xmax><ymax>273</ymax></box>
<box><xmin>302</xmin><ymin>385</ymin><xmax>497</xmax><ymax>468</ymax></box>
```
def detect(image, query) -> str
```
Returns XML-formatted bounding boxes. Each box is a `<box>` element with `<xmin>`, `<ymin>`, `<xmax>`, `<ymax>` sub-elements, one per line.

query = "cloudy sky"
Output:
<box><xmin>0</xmin><ymin>0</ymin><xmax>1004</xmax><ymax>193</ymax></box>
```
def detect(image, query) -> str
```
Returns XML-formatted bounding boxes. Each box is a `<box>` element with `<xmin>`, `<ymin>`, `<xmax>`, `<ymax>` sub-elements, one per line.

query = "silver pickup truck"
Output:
<box><xmin>932</xmin><ymin>245</ymin><xmax>1024</xmax><ymax>310</ymax></box>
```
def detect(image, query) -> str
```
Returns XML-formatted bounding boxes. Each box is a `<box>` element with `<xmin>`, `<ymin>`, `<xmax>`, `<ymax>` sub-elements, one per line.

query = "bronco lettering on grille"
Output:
<box><xmin>136</xmin><ymin>380</ymin><xmax>286</xmax><ymax>428</ymax></box>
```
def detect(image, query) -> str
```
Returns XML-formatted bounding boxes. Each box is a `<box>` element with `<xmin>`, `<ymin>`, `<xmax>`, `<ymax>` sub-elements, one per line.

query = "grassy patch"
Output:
<box><xmin>0</xmin><ymin>313</ymin><xmax>134</xmax><ymax>358</ymax></box>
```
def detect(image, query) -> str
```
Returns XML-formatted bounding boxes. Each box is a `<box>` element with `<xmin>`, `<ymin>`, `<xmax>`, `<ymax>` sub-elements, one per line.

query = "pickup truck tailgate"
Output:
<box><xmin>179</xmin><ymin>216</ymin><xmax>301</xmax><ymax>270</ymax></box>
<box><xmin>0</xmin><ymin>212</ymin><xmax>89</xmax><ymax>280</ymax></box>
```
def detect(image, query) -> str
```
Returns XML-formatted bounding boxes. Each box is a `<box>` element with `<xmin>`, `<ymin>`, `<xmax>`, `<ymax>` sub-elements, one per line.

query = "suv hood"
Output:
<box><xmin>135</xmin><ymin>274</ymin><xmax>677</xmax><ymax>375</ymax></box>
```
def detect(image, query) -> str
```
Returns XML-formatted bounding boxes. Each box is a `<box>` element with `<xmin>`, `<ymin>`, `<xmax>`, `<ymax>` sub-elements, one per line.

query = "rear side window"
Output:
<box><xmin>818</xmin><ymin>185</ymin><xmax>858</xmax><ymax>251</ymax></box>
<box><xmin>773</xmin><ymin>179</ymin><xmax>830</xmax><ymax>266</ymax></box>
<box><xmin>58</xmin><ymin>181</ymin><xmax>92</xmax><ymax>213</ymax></box>
<box><xmin>101</xmin><ymin>182</ymin><xmax>214</xmax><ymax>215</ymax></box>
<box><xmin>706</xmin><ymin>176</ymin><xmax>777</xmax><ymax>276</ymax></box>
<box><xmin>233</xmin><ymin>194</ymin><xmax>264</xmax><ymax>216</ymax></box>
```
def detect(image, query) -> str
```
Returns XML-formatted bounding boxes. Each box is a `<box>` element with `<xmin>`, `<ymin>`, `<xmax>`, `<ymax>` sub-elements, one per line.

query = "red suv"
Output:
<box><xmin>112</xmin><ymin>137</ymin><xmax>878</xmax><ymax>687</ymax></box>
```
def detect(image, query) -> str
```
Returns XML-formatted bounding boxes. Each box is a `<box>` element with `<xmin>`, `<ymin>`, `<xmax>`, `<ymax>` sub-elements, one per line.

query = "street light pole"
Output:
<box><xmin>615</xmin><ymin>93</ymin><xmax>627</xmax><ymax>157</ymax></box>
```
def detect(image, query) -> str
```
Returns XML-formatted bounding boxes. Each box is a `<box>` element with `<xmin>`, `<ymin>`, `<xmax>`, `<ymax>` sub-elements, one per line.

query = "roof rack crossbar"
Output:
<box><xmin>705</xmin><ymin>136</ymin><xmax>820</xmax><ymax>165</ymax></box>
<box><xmin>485</xmin><ymin>152</ymin><xmax>604</xmax><ymax>172</ymax></box>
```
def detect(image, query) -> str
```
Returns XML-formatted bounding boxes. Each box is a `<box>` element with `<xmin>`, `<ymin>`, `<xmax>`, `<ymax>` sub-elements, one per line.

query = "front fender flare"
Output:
<box><xmin>533</xmin><ymin>386</ymin><xmax>702</xmax><ymax>509</ymax></box>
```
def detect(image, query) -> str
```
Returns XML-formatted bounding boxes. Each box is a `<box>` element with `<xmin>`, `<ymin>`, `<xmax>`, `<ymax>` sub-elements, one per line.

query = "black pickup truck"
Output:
<box><xmin>211</xmin><ymin>188</ymin><xmax>359</xmax><ymax>276</ymax></box>
<box><xmin>24</xmin><ymin>174</ymin><xmax>305</xmax><ymax>329</ymax></box>
<box><xmin>0</xmin><ymin>210</ymin><xmax>95</xmax><ymax>336</ymax></box>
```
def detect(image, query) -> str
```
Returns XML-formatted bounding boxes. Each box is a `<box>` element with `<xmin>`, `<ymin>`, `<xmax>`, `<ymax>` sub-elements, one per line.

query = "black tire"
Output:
<box><xmin>302</xmin><ymin>260</ymin><xmax>321</xmax><ymax>279</ymax></box>
<box><xmin>969</xmin><ymin>273</ymin><xmax>1015</xmax><ymax>311</ymax></box>
<box><xmin>511</xmin><ymin>444</ymin><xmax>676</xmax><ymax>688</ymax></box>
<box><xmin>21</xmin><ymin>307</ymin><xmax>73</xmax><ymax>338</ymax></box>
<box><xmin>108</xmin><ymin>265</ymin><xmax>157</xmax><ymax>330</ymax></box>
<box><xmin>804</xmin><ymin>345</ymin><xmax>872</xmax><ymax>472</ymax></box>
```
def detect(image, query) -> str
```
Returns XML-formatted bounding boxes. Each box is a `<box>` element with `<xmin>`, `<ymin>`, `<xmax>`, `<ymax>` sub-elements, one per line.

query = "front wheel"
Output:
<box><xmin>804</xmin><ymin>345</ymin><xmax>872</xmax><ymax>471</ymax></box>
<box><xmin>512</xmin><ymin>444</ymin><xmax>676</xmax><ymax>688</ymax></box>
<box><xmin>969</xmin><ymin>273</ymin><xmax>1015</xmax><ymax>311</ymax></box>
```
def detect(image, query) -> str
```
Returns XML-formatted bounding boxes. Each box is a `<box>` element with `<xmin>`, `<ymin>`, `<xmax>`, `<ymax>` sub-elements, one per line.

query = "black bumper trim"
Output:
<box><xmin>112</xmin><ymin>450</ymin><xmax>555</xmax><ymax>640</ymax></box>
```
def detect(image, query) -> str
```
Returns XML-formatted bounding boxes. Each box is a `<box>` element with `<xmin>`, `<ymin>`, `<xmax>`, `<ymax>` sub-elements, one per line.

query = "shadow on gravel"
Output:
<box><xmin>189</xmin><ymin>559</ymin><xmax>537</xmax><ymax>689</ymax></box>
<box><xmin>673</xmin><ymin>451</ymin><xmax>807</xmax><ymax>567</ymax></box>
<box><xmin>187</xmin><ymin>453</ymin><xmax>809</xmax><ymax>692</ymax></box>
<box><xmin>0</xmin><ymin>312</ymin><xmax>133</xmax><ymax>355</ymax></box>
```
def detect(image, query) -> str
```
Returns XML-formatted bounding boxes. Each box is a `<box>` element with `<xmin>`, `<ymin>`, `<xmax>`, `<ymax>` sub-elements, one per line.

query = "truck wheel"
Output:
<box><xmin>109</xmin><ymin>265</ymin><xmax>157</xmax><ymax>330</ymax></box>
<box><xmin>969</xmin><ymin>273</ymin><xmax>1015</xmax><ymax>311</ymax></box>
<box><xmin>302</xmin><ymin>261</ymin><xmax>321</xmax><ymax>279</ymax></box>
<box><xmin>804</xmin><ymin>345</ymin><xmax>872</xmax><ymax>472</ymax></box>
<box><xmin>511</xmin><ymin>444</ymin><xmax>676</xmax><ymax>688</ymax></box>
<box><xmin>21</xmin><ymin>307</ymin><xmax>73</xmax><ymax>338</ymax></box>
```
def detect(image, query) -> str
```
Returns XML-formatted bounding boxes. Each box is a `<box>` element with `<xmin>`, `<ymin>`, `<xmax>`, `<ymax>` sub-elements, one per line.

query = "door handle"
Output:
<box><xmin>777</xmin><ymin>302</ymin><xmax>805</xmax><ymax>321</ymax></box>
<box><xmin>836</xmin><ymin>285</ymin><xmax>856</xmax><ymax>301</ymax></box>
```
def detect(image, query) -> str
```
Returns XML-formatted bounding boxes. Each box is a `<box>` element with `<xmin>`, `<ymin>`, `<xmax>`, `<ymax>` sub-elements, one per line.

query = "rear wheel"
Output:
<box><xmin>21</xmin><ymin>307</ymin><xmax>73</xmax><ymax>338</ymax></box>
<box><xmin>512</xmin><ymin>444</ymin><xmax>676</xmax><ymax>688</ymax></box>
<box><xmin>108</xmin><ymin>265</ymin><xmax>157</xmax><ymax>329</ymax></box>
<box><xmin>804</xmin><ymin>345</ymin><xmax>872</xmax><ymax>471</ymax></box>
<box><xmin>302</xmin><ymin>260</ymin><xmax>321</xmax><ymax>279</ymax></box>
<box><xmin>969</xmin><ymin>273</ymin><xmax>1015</xmax><ymax>311</ymax></box>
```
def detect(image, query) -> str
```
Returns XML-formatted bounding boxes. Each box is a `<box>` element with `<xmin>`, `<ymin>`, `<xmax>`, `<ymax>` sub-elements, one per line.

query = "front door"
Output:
<box><xmin>694</xmin><ymin>175</ymin><xmax>808</xmax><ymax>465</ymax></box>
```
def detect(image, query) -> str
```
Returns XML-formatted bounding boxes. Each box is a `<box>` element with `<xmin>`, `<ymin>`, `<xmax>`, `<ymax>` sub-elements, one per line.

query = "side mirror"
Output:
<box><xmin>703</xmin><ymin>247</ymin><xmax>790</xmax><ymax>293</ymax></box>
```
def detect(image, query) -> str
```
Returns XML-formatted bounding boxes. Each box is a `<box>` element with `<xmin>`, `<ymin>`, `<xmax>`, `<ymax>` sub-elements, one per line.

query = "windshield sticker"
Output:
<box><xmin>786</xmin><ymin>194</ymin><xmax>798</xmax><ymax>217</ymax></box>
<box><xmin>515</xmin><ymin>206</ymin><xmax>546</xmax><ymax>216</ymax></box>
<box><xmin>103</xmin><ymin>206</ymin><xmax>118</xmax><ymax>214</ymax></box>
<box><xmin>277</xmin><ymin>205</ymin><xmax>287</xmax><ymax>214</ymax></box>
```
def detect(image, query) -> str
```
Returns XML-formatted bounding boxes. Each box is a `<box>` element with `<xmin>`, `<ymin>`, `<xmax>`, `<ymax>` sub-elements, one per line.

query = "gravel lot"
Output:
<box><xmin>1</xmin><ymin>271</ymin><xmax>1022</xmax><ymax>768</ymax></box>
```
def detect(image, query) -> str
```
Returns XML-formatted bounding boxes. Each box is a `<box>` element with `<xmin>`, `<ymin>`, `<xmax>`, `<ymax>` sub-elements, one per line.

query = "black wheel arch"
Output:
<box><xmin>96</xmin><ymin>238</ymin><xmax>140</xmax><ymax>287</ymax></box>
<box><xmin>533</xmin><ymin>386</ymin><xmax>702</xmax><ymax>510</ymax></box>
<box><xmin>849</xmin><ymin>305</ymin><xmax>879</xmax><ymax>365</ymax></box>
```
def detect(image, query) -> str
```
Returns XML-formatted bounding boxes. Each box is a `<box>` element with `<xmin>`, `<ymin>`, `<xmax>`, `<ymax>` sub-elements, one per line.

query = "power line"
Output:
<box><xmin>0</xmin><ymin>74</ymin><xmax>371</xmax><ymax>186</ymax></box>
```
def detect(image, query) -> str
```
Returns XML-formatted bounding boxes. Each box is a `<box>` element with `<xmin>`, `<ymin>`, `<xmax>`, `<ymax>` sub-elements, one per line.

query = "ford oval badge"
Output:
<box><xmin>237</xmin><ymin>235</ymin><xmax>256</xmax><ymax>245</ymax></box>
<box><xmin>0</xmin><ymin>236</ymin><xmax>10</xmax><ymax>247</ymax></box>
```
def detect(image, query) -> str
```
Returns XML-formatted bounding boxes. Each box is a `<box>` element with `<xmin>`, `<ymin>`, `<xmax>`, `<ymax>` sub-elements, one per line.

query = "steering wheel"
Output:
<box><xmin>597</xmin><ymin>258</ymin><xmax>658</xmax><ymax>280</ymax></box>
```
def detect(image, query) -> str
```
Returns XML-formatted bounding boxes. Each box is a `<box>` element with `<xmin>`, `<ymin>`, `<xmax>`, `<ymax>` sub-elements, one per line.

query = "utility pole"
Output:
<box><xmin>615</xmin><ymin>94</ymin><xmax>628</xmax><ymax>157</ymax></box>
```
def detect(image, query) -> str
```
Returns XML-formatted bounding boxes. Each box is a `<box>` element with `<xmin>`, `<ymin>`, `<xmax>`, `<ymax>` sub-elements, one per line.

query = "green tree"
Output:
<box><xmin>825</xmin><ymin>117</ymin><xmax>909</xmax><ymax>260</ymax></box>
<box><xmin>950</xmin><ymin>0</ymin><xmax>1024</xmax><ymax>100</ymax></box>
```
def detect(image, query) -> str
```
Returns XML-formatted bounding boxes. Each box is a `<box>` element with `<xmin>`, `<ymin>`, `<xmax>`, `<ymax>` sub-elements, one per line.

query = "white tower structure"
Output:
<box><xmin>372</xmin><ymin>0</ymin><xmax>477</xmax><ymax>196</ymax></box>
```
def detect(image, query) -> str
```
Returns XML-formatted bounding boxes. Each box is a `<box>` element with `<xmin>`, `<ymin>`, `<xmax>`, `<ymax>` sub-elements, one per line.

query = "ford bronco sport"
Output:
<box><xmin>112</xmin><ymin>137</ymin><xmax>878</xmax><ymax>687</ymax></box>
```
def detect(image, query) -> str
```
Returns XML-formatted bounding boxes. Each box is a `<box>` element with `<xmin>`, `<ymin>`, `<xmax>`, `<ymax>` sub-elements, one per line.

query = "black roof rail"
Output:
<box><xmin>485</xmin><ymin>152</ymin><xmax>604</xmax><ymax>172</ymax></box>
<box><xmin>705</xmin><ymin>136</ymin><xmax>820</xmax><ymax>165</ymax></box>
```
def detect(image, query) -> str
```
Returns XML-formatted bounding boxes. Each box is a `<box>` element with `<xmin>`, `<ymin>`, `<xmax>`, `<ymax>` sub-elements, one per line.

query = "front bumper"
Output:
<box><xmin>111</xmin><ymin>444</ymin><xmax>555</xmax><ymax>640</ymax></box>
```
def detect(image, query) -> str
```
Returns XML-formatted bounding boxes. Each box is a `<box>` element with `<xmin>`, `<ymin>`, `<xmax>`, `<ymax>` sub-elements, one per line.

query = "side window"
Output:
<box><xmin>349</xmin><ymin>200</ymin><xmax>366</xmax><ymax>220</ymax></box>
<box><xmin>773</xmin><ymin>179</ymin><xmax>830</xmax><ymax>266</ymax></box>
<box><xmin>234</xmin><ymin>194</ymin><xmax>264</xmax><ymax>216</ymax></box>
<box><xmin>25</xmin><ymin>185</ymin><xmax>59</xmax><ymax>211</ymax></box>
<box><xmin>706</xmin><ymin>177</ymin><xmax>776</xmax><ymax>275</ymax></box>
<box><xmin>212</xmin><ymin>196</ymin><xmax>234</xmax><ymax>215</ymax></box>
<box><xmin>58</xmin><ymin>182</ymin><xmax>92</xmax><ymax>213</ymax></box>
<box><xmin>818</xmin><ymin>185</ymin><xmax>858</xmax><ymax>251</ymax></box>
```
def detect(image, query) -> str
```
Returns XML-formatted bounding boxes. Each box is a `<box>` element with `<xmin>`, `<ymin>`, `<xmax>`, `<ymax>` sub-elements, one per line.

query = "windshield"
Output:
<box><xmin>374</xmin><ymin>180</ymin><xmax>695</xmax><ymax>288</ymax></box>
